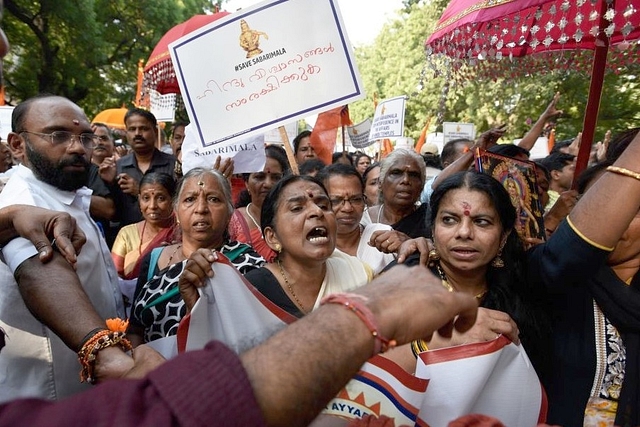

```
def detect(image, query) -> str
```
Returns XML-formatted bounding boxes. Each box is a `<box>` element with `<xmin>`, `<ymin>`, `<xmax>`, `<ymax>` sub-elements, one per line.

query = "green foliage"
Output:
<box><xmin>3</xmin><ymin>0</ymin><xmax>220</xmax><ymax>117</ymax></box>
<box><xmin>351</xmin><ymin>1</ymin><xmax>640</xmax><ymax>147</ymax></box>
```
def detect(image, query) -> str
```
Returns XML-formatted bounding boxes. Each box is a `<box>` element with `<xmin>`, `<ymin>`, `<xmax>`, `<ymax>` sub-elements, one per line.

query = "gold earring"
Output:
<box><xmin>491</xmin><ymin>251</ymin><xmax>505</xmax><ymax>268</ymax></box>
<box><xmin>274</xmin><ymin>243</ymin><xmax>282</xmax><ymax>253</ymax></box>
<box><xmin>428</xmin><ymin>248</ymin><xmax>440</xmax><ymax>267</ymax></box>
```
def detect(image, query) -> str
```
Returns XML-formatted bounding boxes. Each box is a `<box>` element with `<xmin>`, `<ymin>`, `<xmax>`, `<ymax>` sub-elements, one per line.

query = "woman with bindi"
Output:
<box><xmin>229</xmin><ymin>145</ymin><xmax>289</xmax><ymax>261</ymax></box>
<box><xmin>386</xmin><ymin>171</ymin><xmax>548</xmax><ymax>384</ymax></box>
<box><xmin>180</xmin><ymin>175</ymin><xmax>372</xmax><ymax>318</ymax></box>
<box><xmin>111</xmin><ymin>172</ymin><xmax>178</xmax><ymax>306</ymax></box>
<box><xmin>128</xmin><ymin>168</ymin><xmax>263</xmax><ymax>344</ymax></box>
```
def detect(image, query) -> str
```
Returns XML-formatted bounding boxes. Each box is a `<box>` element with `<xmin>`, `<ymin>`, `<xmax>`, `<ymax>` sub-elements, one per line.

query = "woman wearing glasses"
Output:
<box><xmin>317</xmin><ymin>164</ymin><xmax>396</xmax><ymax>274</ymax></box>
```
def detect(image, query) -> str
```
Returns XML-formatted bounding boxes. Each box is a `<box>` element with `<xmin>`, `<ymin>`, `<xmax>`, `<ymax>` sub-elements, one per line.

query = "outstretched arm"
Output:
<box><xmin>518</xmin><ymin>92</ymin><xmax>562</xmax><ymax>151</ymax></box>
<box><xmin>242</xmin><ymin>265</ymin><xmax>477</xmax><ymax>427</ymax></box>
<box><xmin>431</xmin><ymin>126</ymin><xmax>505</xmax><ymax>191</ymax></box>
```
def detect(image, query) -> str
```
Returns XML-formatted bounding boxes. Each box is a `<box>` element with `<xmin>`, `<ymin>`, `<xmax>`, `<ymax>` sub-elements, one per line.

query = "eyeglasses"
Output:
<box><xmin>330</xmin><ymin>195</ymin><xmax>366</xmax><ymax>208</ymax></box>
<box><xmin>21</xmin><ymin>131</ymin><xmax>99</xmax><ymax>149</ymax></box>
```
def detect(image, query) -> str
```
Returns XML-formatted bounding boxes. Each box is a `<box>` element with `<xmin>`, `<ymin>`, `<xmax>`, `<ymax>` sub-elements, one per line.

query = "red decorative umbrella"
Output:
<box><xmin>425</xmin><ymin>0</ymin><xmax>640</xmax><ymax>180</ymax></box>
<box><xmin>143</xmin><ymin>12</ymin><xmax>230</xmax><ymax>96</ymax></box>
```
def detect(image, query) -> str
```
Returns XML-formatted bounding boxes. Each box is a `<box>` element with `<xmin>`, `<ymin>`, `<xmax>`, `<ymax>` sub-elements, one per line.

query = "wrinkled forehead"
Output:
<box><xmin>27</xmin><ymin>98</ymin><xmax>91</xmax><ymax>131</ymax></box>
<box><xmin>390</xmin><ymin>156</ymin><xmax>420</xmax><ymax>170</ymax></box>
<box><xmin>280</xmin><ymin>180</ymin><xmax>327</xmax><ymax>201</ymax></box>
<box><xmin>182</xmin><ymin>174</ymin><xmax>224</xmax><ymax>194</ymax></box>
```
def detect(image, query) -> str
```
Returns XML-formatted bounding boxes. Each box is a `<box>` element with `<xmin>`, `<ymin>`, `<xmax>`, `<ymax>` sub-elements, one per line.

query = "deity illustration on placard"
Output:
<box><xmin>239</xmin><ymin>19</ymin><xmax>269</xmax><ymax>58</ymax></box>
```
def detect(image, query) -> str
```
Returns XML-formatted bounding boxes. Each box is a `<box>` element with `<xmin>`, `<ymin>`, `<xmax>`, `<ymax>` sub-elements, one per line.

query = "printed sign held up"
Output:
<box><xmin>368</xmin><ymin>96</ymin><xmax>406</xmax><ymax>142</ymax></box>
<box><xmin>347</xmin><ymin>118</ymin><xmax>373</xmax><ymax>149</ymax></box>
<box><xmin>443</xmin><ymin>122</ymin><xmax>476</xmax><ymax>143</ymax></box>
<box><xmin>169</xmin><ymin>0</ymin><xmax>365</xmax><ymax>149</ymax></box>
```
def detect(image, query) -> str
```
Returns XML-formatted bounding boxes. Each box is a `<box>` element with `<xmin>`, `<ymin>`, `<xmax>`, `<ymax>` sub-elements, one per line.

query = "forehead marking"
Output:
<box><xmin>462</xmin><ymin>201</ymin><xmax>471</xmax><ymax>216</ymax></box>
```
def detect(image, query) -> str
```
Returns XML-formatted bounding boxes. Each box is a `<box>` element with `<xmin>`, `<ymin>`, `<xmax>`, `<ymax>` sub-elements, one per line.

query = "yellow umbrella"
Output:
<box><xmin>92</xmin><ymin>107</ymin><xmax>128</xmax><ymax>130</ymax></box>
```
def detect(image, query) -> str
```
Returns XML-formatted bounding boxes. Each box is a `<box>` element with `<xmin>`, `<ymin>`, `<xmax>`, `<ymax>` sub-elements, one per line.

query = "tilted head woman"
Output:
<box><xmin>111</xmin><ymin>172</ymin><xmax>177</xmax><ymax>281</ymax></box>
<box><xmin>362</xmin><ymin>149</ymin><xmax>429</xmax><ymax>239</ymax></box>
<box><xmin>388</xmin><ymin>171</ymin><xmax>547</xmax><ymax>377</ymax></box>
<box><xmin>240</xmin><ymin>174</ymin><xmax>372</xmax><ymax>317</ymax></box>
<box><xmin>317</xmin><ymin>163</ymin><xmax>395</xmax><ymax>274</ymax></box>
<box><xmin>229</xmin><ymin>145</ymin><xmax>289</xmax><ymax>261</ymax></box>
<box><xmin>129</xmin><ymin>168</ymin><xmax>263</xmax><ymax>344</ymax></box>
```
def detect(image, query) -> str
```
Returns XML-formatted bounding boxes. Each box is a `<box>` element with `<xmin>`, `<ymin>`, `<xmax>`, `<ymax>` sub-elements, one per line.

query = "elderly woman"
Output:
<box><xmin>228</xmin><ymin>145</ymin><xmax>289</xmax><ymax>261</ymax></box>
<box><xmin>180</xmin><ymin>175</ymin><xmax>373</xmax><ymax>318</ymax></box>
<box><xmin>128</xmin><ymin>168</ymin><xmax>264</xmax><ymax>344</ymax></box>
<box><xmin>361</xmin><ymin>149</ymin><xmax>430</xmax><ymax>240</ymax></box>
<box><xmin>316</xmin><ymin>164</ymin><xmax>396</xmax><ymax>275</ymax></box>
<box><xmin>111</xmin><ymin>172</ymin><xmax>177</xmax><ymax>282</ymax></box>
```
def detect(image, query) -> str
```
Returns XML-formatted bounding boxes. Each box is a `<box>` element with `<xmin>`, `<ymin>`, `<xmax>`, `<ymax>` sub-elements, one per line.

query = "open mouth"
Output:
<box><xmin>306</xmin><ymin>226</ymin><xmax>329</xmax><ymax>243</ymax></box>
<box><xmin>192</xmin><ymin>220</ymin><xmax>211</xmax><ymax>230</ymax></box>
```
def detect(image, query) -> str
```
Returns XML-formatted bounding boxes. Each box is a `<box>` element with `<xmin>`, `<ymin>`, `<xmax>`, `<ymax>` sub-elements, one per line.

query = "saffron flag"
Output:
<box><xmin>310</xmin><ymin>106</ymin><xmax>351</xmax><ymax>165</ymax></box>
<box><xmin>416</xmin><ymin>335</ymin><xmax>546</xmax><ymax>426</ymax></box>
<box><xmin>414</xmin><ymin>117</ymin><xmax>432</xmax><ymax>154</ymax></box>
<box><xmin>380</xmin><ymin>138</ymin><xmax>394</xmax><ymax>159</ymax></box>
<box><xmin>134</xmin><ymin>59</ymin><xmax>147</xmax><ymax>109</ymax></box>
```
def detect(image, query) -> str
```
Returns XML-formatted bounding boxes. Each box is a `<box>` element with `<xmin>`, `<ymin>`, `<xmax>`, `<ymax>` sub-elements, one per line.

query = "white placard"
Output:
<box><xmin>443</xmin><ymin>122</ymin><xmax>476</xmax><ymax>143</ymax></box>
<box><xmin>264</xmin><ymin>121</ymin><xmax>298</xmax><ymax>147</ymax></box>
<box><xmin>0</xmin><ymin>106</ymin><xmax>15</xmax><ymax>141</ymax></box>
<box><xmin>169</xmin><ymin>0</ymin><xmax>365</xmax><ymax>148</ymax></box>
<box><xmin>181</xmin><ymin>124</ymin><xmax>267</xmax><ymax>174</ymax></box>
<box><xmin>368</xmin><ymin>96</ymin><xmax>406</xmax><ymax>142</ymax></box>
<box><xmin>347</xmin><ymin>118</ymin><xmax>373</xmax><ymax>149</ymax></box>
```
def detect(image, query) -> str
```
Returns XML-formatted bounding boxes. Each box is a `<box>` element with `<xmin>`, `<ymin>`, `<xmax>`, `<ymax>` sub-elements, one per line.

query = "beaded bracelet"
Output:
<box><xmin>320</xmin><ymin>293</ymin><xmax>396</xmax><ymax>355</ymax></box>
<box><xmin>77</xmin><ymin>318</ymin><xmax>132</xmax><ymax>384</ymax></box>
<box><xmin>606</xmin><ymin>166</ymin><xmax>640</xmax><ymax>181</ymax></box>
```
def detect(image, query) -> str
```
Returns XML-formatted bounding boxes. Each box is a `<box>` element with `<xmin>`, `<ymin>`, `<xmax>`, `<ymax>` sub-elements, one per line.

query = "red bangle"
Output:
<box><xmin>320</xmin><ymin>293</ymin><xmax>396</xmax><ymax>354</ymax></box>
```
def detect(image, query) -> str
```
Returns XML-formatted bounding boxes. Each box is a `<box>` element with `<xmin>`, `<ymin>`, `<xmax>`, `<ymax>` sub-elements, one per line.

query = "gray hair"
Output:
<box><xmin>174</xmin><ymin>167</ymin><xmax>234</xmax><ymax>216</ymax></box>
<box><xmin>377</xmin><ymin>149</ymin><xmax>426</xmax><ymax>204</ymax></box>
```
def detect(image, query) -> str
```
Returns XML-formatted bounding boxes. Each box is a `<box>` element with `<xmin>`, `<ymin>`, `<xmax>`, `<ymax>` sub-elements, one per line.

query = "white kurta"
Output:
<box><xmin>0</xmin><ymin>165</ymin><xmax>124</xmax><ymax>402</ymax></box>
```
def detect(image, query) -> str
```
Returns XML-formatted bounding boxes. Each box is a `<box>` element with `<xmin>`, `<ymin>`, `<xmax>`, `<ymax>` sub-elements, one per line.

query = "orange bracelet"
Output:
<box><xmin>77</xmin><ymin>318</ymin><xmax>132</xmax><ymax>384</ymax></box>
<box><xmin>320</xmin><ymin>293</ymin><xmax>396</xmax><ymax>355</ymax></box>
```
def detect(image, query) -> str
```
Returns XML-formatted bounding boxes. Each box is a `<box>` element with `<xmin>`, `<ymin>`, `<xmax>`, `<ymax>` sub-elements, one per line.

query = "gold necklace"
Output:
<box><xmin>167</xmin><ymin>244</ymin><xmax>183</xmax><ymax>266</ymax></box>
<box><xmin>277</xmin><ymin>259</ymin><xmax>307</xmax><ymax>313</ymax></box>
<box><xmin>435</xmin><ymin>263</ymin><xmax>487</xmax><ymax>300</ymax></box>
<box><xmin>245</xmin><ymin>203</ymin><xmax>261</xmax><ymax>229</ymax></box>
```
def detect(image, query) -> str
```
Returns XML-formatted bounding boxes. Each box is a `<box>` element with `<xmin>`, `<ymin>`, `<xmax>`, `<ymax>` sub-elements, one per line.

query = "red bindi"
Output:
<box><xmin>462</xmin><ymin>201</ymin><xmax>471</xmax><ymax>216</ymax></box>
